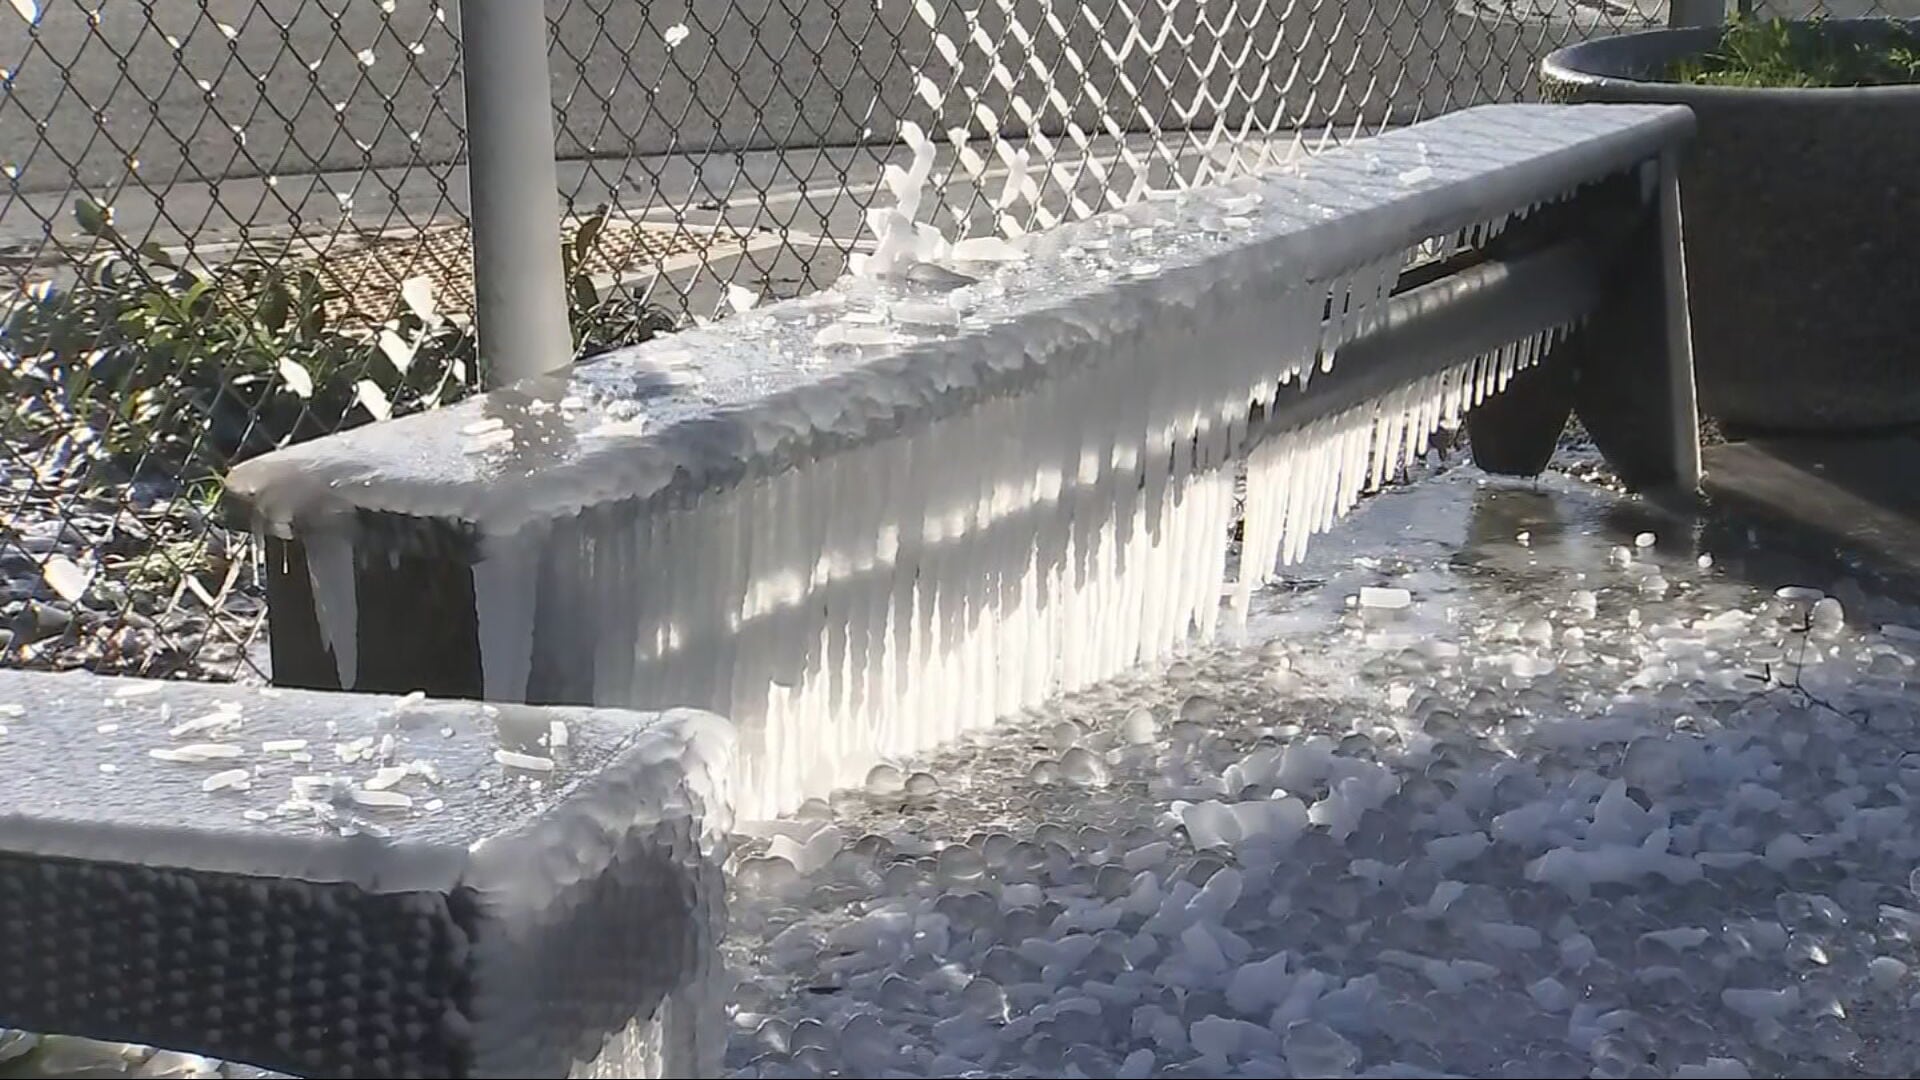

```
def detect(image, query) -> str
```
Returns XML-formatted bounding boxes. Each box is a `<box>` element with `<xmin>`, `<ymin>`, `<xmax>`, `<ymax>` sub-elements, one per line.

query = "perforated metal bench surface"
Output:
<box><xmin>0</xmin><ymin>670</ymin><xmax>732</xmax><ymax>1078</ymax></box>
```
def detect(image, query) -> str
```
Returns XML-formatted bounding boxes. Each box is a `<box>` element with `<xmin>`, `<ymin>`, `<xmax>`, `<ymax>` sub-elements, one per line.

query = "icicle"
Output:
<box><xmin>472</xmin><ymin>525</ymin><xmax>547</xmax><ymax>703</ymax></box>
<box><xmin>303</xmin><ymin>526</ymin><xmax>359</xmax><ymax>691</ymax></box>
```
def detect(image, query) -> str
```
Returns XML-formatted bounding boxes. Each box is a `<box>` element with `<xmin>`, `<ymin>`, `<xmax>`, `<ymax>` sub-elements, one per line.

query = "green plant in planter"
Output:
<box><xmin>1671</xmin><ymin>16</ymin><xmax>1920</xmax><ymax>87</ymax></box>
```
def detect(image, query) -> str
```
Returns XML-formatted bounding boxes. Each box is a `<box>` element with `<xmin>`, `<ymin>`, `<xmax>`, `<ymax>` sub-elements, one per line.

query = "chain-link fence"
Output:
<box><xmin>0</xmin><ymin>0</ymin><xmax>1905</xmax><ymax>683</ymax></box>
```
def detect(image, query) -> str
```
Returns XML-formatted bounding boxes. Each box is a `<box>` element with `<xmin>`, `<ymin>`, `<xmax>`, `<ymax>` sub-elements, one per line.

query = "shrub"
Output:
<box><xmin>0</xmin><ymin>202</ymin><xmax>673</xmax><ymax>491</ymax></box>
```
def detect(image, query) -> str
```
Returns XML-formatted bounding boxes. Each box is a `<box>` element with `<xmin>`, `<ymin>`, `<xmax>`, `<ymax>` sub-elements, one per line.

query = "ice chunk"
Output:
<box><xmin>1191</xmin><ymin>1015</ymin><xmax>1280</xmax><ymax>1058</ymax></box>
<box><xmin>200</xmin><ymin>768</ymin><xmax>251</xmax><ymax>793</ymax></box>
<box><xmin>1810</xmin><ymin>596</ymin><xmax>1844</xmax><ymax>636</ymax></box>
<box><xmin>865</xmin><ymin>763</ymin><xmax>907</xmax><ymax>795</ymax></box>
<box><xmin>493</xmin><ymin>749</ymin><xmax>554</xmax><ymax>772</ymax></box>
<box><xmin>1674</xmin><ymin>1060</ymin><xmax>1752</xmax><ymax>1080</ymax></box>
<box><xmin>1059</xmin><ymin>747</ymin><xmax>1110</xmax><ymax>787</ymax></box>
<box><xmin>349</xmin><ymin>787</ymin><xmax>413</xmax><ymax>810</ymax></box>
<box><xmin>1528</xmin><ymin>976</ymin><xmax>1574</xmax><ymax>1012</ymax></box>
<box><xmin>1284</xmin><ymin>1019</ymin><xmax>1360</xmax><ymax>1076</ymax></box>
<box><xmin>150</xmin><ymin>743</ymin><xmax>244</xmax><ymax>763</ymax></box>
<box><xmin>1869</xmin><ymin>956</ymin><xmax>1907</xmax><ymax>991</ymax></box>
<box><xmin>950</xmin><ymin>235</ymin><xmax>1027</xmax><ymax>262</ymax></box>
<box><xmin>1121</xmin><ymin>706</ymin><xmax>1158</xmax><ymax>745</ymax></box>
<box><xmin>1721</xmin><ymin>986</ymin><xmax>1799</xmax><ymax>1021</ymax></box>
<box><xmin>1634</xmin><ymin>531</ymin><xmax>1656</xmax><ymax>548</ymax></box>
<box><xmin>1227</xmin><ymin>952</ymin><xmax>1293</xmax><ymax>1015</ymax></box>
<box><xmin>1359</xmin><ymin>586</ymin><xmax>1411</xmax><ymax>610</ymax></box>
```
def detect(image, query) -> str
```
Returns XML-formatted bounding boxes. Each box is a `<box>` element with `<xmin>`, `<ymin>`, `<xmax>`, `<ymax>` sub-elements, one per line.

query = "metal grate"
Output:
<box><xmin>0</xmin><ymin>0</ymin><xmax>1904</xmax><ymax>682</ymax></box>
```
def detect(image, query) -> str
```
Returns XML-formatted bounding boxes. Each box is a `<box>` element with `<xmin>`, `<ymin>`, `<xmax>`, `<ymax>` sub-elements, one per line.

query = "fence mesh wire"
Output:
<box><xmin>0</xmin><ymin>0</ymin><xmax>1902</xmax><ymax>682</ymax></box>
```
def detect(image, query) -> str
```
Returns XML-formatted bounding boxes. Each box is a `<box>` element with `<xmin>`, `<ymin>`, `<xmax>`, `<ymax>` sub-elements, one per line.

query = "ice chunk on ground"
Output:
<box><xmin>1359</xmin><ymin>586</ymin><xmax>1412</xmax><ymax>610</ymax></box>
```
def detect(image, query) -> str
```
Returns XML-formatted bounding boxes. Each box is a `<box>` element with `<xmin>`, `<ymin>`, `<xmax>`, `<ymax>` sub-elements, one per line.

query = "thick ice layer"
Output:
<box><xmin>722</xmin><ymin>468</ymin><xmax>1920</xmax><ymax>1079</ymax></box>
<box><xmin>0</xmin><ymin>672</ymin><xmax>735</xmax><ymax>1077</ymax></box>
<box><xmin>227</xmin><ymin>104</ymin><xmax>1691</xmax><ymax>813</ymax></box>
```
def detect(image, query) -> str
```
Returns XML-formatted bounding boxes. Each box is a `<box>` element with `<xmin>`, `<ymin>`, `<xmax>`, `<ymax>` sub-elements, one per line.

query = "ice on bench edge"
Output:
<box><xmin>0</xmin><ymin>669</ymin><xmax>735</xmax><ymax>1077</ymax></box>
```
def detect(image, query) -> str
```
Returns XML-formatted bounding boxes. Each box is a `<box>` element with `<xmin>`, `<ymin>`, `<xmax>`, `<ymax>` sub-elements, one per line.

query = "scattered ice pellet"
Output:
<box><xmin>1121</xmin><ymin>706</ymin><xmax>1158</xmax><ymax>744</ymax></box>
<box><xmin>1358</xmin><ymin>586</ymin><xmax>1411</xmax><ymax>610</ymax></box>
<box><xmin>261</xmin><ymin>739</ymin><xmax>308</xmax><ymax>753</ymax></box>
<box><xmin>1608</xmin><ymin>545</ymin><xmax>1633</xmax><ymax>567</ymax></box>
<box><xmin>40</xmin><ymin>553</ymin><xmax>90</xmax><ymax>602</ymax></box>
<box><xmin>170</xmin><ymin>710</ymin><xmax>242</xmax><ymax>738</ymax></box>
<box><xmin>150</xmin><ymin>743</ymin><xmax>244</xmax><ymax>763</ymax></box>
<box><xmin>1776</xmin><ymin>585</ymin><xmax>1824</xmax><ymax>603</ymax></box>
<box><xmin>1634</xmin><ymin>531</ymin><xmax>1657</xmax><ymax>548</ymax></box>
<box><xmin>350</xmin><ymin>787</ymin><xmax>413</xmax><ymax>810</ymax></box>
<box><xmin>547</xmin><ymin>719</ymin><xmax>570</xmax><ymax>748</ymax></box>
<box><xmin>201</xmin><ymin>769</ymin><xmax>251</xmax><ymax>793</ymax></box>
<box><xmin>1721</xmin><ymin>986</ymin><xmax>1799</xmax><ymax>1021</ymax></box>
<box><xmin>865</xmin><ymin>763</ymin><xmax>906</xmax><ymax>795</ymax></box>
<box><xmin>1698</xmin><ymin>553</ymin><xmax>1715</xmax><ymax>569</ymax></box>
<box><xmin>1057</xmin><ymin>747</ymin><xmax>1109</xmax><ymax>787</ymax></box>
<box><xmin>242</xmin><ymin>809</ymin><xmax>270</xmax><ymax>822</ymax></box>
<box><xmin>1811</xmin><ymin>596</ymin><xmax>1845</xmax><ymax>635</ymax></box>
<box><xmin>111</xmin><ymin>683</ymin><xmax>165</xmax><ymax>699</ymax></box>
<box><xmin>493</xmin><ymin>749</ymin><xmax>555</xmax><ymax>772</ymax></box>
<box><xmin>364</xmin><ymin>766</ymin><xmax>409</xmax><ymax>791</ymax></box>
<box><xmin>1869</xmin><ymin>956</ymin><xmax>1908</xmax><ymax>991</ymax></box>
<box><xmin>950</xmin><ymin>236</ymin><xmax>1026</xmax><ymax>262</ymax></box>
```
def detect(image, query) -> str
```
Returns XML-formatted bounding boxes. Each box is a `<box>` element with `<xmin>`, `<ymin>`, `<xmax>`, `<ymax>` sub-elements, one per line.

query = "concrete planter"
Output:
<box><xmin>1542</xmin><ymin>20</ymin><xmax>1920</xmax><ymax>432</ymax></box>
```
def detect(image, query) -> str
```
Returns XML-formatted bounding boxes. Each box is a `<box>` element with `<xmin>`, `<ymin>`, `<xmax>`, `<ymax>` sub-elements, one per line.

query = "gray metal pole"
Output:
<box><xmin>1668</xmin><ymin>0</ymin><xmax>1726</xmax><ymax>27</ymax></box>
<box><xmin>460</xmin><ymin>0</ymin><xmax>573</xmax><ymax>387</ymax></box>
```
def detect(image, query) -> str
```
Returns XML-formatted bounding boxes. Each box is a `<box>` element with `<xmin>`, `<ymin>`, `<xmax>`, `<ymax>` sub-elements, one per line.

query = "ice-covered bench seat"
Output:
<box><xmin>0</xmin><ymin>669</ymin><xmax>732</xmax><ymax>1078</ymax></box>
<box><xmin>226</xmin><ymin>103</ymin><xmax>1699</xmax><ymax>821</ymax></box>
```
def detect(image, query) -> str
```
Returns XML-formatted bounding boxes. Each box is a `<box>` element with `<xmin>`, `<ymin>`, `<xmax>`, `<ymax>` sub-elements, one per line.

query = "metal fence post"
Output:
<box><xmin>460</xmin><ymin>0</ymin><xmax>573</xmax><ymax>387</ymax></box>
<box><xmin>1668</xmin><ymin>0</ymin><xmax>1727</xmax><ymax>27</ymax></box>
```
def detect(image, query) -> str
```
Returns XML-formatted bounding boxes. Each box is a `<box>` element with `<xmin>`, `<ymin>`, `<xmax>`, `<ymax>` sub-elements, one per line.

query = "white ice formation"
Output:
<box><xmin>225</xmin><ymin>105</ymin><xmax>1692</xmax><ymax>819</ymax></box>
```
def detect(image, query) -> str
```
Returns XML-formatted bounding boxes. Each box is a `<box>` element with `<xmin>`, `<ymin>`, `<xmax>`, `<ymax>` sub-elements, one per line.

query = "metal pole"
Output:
<box><xmin>1656</xmin><ymin>150</ymin><xmax>1703</xmax><ymax>492</ymax></box>
<box><xmin>460</xmin><ymin>0</ymin><xmax>573</xmax><ymax>387</ymax></box>
<box><xmin>1668</xmin><ymin>0</ymin><xmax>1726</xmax><ymax>28</ymax></box>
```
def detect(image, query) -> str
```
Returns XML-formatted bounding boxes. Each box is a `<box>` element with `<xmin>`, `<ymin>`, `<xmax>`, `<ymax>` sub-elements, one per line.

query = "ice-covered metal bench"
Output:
<box><xmin>0</xmin><ymin>670</ymin><xmax>732</xmax><ymax>1078</ymax></box>
<box><xmin>226</xmin><ymin>103</ymin><xmax>1699</xmax><ymax>823</ymax></box>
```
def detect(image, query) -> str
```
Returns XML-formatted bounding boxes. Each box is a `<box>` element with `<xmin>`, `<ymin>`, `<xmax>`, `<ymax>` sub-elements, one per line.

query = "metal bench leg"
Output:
<box><xmin>1570</xmin><ymin>151</ymin><xmax>1703</xmax><ymax>494</ymax></box>
<box><xmin>1465</xmin><ymin>352</ymin><xmax>1575</xmax><ymax>478</ymax></box>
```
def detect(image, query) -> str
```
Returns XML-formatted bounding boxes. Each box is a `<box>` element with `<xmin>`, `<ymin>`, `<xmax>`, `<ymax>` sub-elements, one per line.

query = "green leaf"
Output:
<box><xmin>573</xmin><ymin>205</ymin><xmax>608</xmax><ymax>263</ymax></box>
<box><xmin>258</xmin><ymin>280</ymin><xmax>291</xmax><ymax>332</ymax></box>
<box><xmin>73</xmin><ymin>198</ymin><xmax>114</xmax><ymax>238</ymax></box>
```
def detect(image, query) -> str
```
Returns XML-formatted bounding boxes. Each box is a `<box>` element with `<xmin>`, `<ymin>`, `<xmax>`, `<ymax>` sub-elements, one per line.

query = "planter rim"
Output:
<box><xmin>1541</xmin><ymin>18</ymin><xmax>1920</xmax><ymax>102</ymax></box>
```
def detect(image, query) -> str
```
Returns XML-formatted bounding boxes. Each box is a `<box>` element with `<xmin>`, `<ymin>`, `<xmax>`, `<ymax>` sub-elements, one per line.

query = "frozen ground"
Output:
<box><xmin>722</xmin><ymin>466</ymin><xmax>1920</xmax><ymax>1079</ymax></box>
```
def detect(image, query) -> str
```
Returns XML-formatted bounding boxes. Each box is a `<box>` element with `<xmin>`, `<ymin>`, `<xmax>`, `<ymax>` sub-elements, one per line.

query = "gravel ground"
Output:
<box><xmin>720</xmin><ymin>467</ymin><xmax>1920</xmax><ymax>1079</ymax></box>
<box><xmin>0</xmin><ymin>466</ymin><xmax>268</xmax><ymax>685</ymax></box>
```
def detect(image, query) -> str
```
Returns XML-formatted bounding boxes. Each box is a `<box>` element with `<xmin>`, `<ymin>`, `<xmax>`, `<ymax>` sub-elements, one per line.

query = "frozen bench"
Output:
<box><xmin>0</xmin><ymin>669</ymin><xmax>732</xmax><ymax>1078</ymax></box>
<box><xmin>226</xmin><ymin>103</ymin><xmax>1700</xmax><ymax>822</ymax></box>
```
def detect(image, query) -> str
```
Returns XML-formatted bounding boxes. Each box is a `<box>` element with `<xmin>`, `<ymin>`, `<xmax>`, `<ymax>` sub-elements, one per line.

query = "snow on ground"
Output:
<box><xmin>722</xmin><ymin>468</ymin><xmax>1920</xmax><ymax>1079</ymax></box>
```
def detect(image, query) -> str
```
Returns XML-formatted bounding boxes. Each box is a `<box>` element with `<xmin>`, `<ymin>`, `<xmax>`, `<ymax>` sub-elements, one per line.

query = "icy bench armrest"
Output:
<box><xmin>0</xmin><ymin>669</ymin><xmax>734</xmax><ymax>1079</ymax></box>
